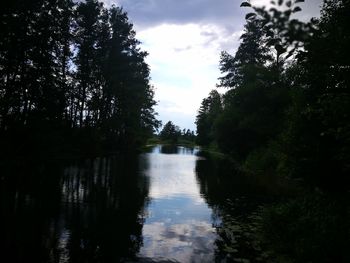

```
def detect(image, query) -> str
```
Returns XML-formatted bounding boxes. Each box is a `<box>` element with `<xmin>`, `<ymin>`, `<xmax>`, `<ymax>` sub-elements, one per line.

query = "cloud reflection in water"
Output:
<box><xmin>138</xmin><ymin>146</ymin><xmax>217</xmax><ymax>262</ymax></box>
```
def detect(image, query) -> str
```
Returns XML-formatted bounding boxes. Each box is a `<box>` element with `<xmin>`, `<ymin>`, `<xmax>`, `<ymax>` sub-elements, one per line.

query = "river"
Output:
<box><xmin>0</xmin><ymin>145</ymin><xmax>272</xmax><ymax>262</ymax></box>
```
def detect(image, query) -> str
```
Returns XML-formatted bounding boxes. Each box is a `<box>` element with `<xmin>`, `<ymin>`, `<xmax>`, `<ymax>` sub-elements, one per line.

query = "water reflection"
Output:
<box><xmin>138</xmin><ymin>145</ymin><xmax>216</xmax><ymax>262</ymax></box>
<box><xmin>152</xmin><ymin>145</ymin><xmax>199</xmax><ymax>155</ymax></box>
<box><xmin>0</xmin><ymin>146</ymin><xmax>271</xmax><ymax>263</ymax></box>
<box><xmin>0</xmin><ymin>156</ymin><xmax>149</xmax><ymax>263</ymax></box>
<box><xmin>195</xmin><ymin>153</ymin><xmax>273</xmax><ymax>262</ymax></box>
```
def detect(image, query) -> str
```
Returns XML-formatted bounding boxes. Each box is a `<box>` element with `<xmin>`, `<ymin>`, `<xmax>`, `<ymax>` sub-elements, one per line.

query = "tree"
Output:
<box><xmin>74</xmin><ymin>0</ymin><xmax>105</xmax><ymax>128</ymax></box>
<box><xmin>196</xmin><ymin>90</ymin><xmax>222</xmax><ymax>146</ymax></box>
<box><xmin>159</xmin><ymin>121</ymin><xmax>181</xmax><ymax>143</ymax></box>
<box><xmin>241</xmin><ymin>0</ymin><xmax>308</xmax><ymax>73</ymax></box>
<box><xmin>218</xmin><ymin>19</ymin><xmax>271</xmax><ymax>89</ymax></box>
<box><xmin>102</xmin><ymin>6</ymin><xmax>160</xmax><ymax>148</ymax></box>
<box><xmin>279</xmin><ymin>0</ymin><xmax>350</xmax><ymax>190</ymax></box>
<box><xmin>215</xmin><ymin>4</ymin><xmax>290</xmax><ymax>158</ymax></box>
<box><xmin>0</xmin><ymin>0</ymin><xmax>74</xmax><ymax>130</ymax></box>
<box><xmin>0</xmin><ymin>0</ymin><xmax>160</xmax><ymax>154</ymax></box>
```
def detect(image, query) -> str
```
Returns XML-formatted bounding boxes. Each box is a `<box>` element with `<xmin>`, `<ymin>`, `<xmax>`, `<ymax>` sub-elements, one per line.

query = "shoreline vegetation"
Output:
<box><xmin>0</xmin><ymin>0</ymin><xmax>161</xmax><ymax>160</ymax></box>
<box><xmin>195</xmin><ymin>0</ymin><xmax>350</xmax><ymax>261</ymax></box>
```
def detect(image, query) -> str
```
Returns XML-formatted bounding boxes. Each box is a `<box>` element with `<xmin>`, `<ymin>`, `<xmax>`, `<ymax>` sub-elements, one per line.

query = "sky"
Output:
<box><xmin>103</xmin><ymin>0</ymin><xmax>323</xmax><ymax>131</ymax></box>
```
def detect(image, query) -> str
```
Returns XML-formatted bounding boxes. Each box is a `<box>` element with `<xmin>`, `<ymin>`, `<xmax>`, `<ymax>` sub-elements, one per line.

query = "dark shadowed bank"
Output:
<box><xmin>196</xmin><ymin>0</ymin><xmax>350</xmax><ymax>261</ymax></box>
<box><xmin>0</xmin><ymin>154</ymin><xmax>150</xmax><ymax>263</ymax></box>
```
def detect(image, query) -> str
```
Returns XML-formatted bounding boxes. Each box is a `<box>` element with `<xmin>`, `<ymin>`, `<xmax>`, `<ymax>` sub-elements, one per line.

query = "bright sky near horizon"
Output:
<box><xmin>103</xmin><ymin>0</ymin><xmax>322</xmax><ymax>131</ymax></box>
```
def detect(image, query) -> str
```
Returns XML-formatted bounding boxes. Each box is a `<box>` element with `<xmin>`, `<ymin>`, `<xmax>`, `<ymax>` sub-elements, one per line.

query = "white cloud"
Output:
<box><xmin>139</xmin><ymin>221</ymin><xmax>216</xmax><ymax>262</ymax></box>
<box><xmin>138</xmin><ymin>23</ymin><xmax>240</xmax><ymax>130</ymax></box>
<box><xmin>138</xmin><ymin>149</ymin><xmax>217</xmax><ymax>261</ymax></box>
<box><xmin>101</xmin><ymin>0</ymin><xmax>322</xmax><ymax>130</ymax></box>
<box><xmin>144</xmin><ymin>152</ymin><xmax>204</xmax><ymax>200</ymax></box>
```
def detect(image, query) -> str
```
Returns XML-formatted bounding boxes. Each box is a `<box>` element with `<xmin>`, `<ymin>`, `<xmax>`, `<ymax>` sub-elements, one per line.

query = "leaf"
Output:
<box><xmin>266</xmin><ymin>30</ymin><xmax>275</xmax><ymax>38</ymax></box>
<box><xmin>267</xmin><ymin>38</ymin><xmax>278</xmax><ymax>46</ymax></box>
<box><xmin>286</xmin><ymin>1</ymin><xmax>292</xmax><ymax>7</ymax></box>
<box><xmin>310</xmin><ymin>17</ymin><xmax>317</xmax><ymax>23</ymax></box>
<box><xmin>245</xmin><ymin>13</ymin><xmax>256</xmax><ymax>20</ymax></box>
<box><xmin>278</xmin><ymin>0</ymin><xmax>283</xmax><ymax>6</ymax></box>
<box><xmin>284</xmin><ymin>10</ymin><xmax>291</xmax><ymax>17</ymax></box>
<box><xmin>275</xmin><ymin>44</ymin><xmax>286</xmax><ymax>54</ymax></box>
<box><xmin>240</xmin><ymin>2</ymin><xmax>251</xmax><ymax>7</ymax></box>
<box><xmin>285</xmin><ymin>48</ymin><xmax>296</xmax><ymax>59</ymax></box>
<box><xmin>293</xmin><ymin>6</ymin><xmax>302</xmax><ymax>13</ymax></box>
<box><xmin>262</xmin><ymin>19</ymin><xmax>271</xmax><ymax>27</ymax></box>
<box><xmin>240</xmin><ymin>33</ymin><xmax>247</xmax><ymax>39</ymax></box>
<box><xmin>270</xmin><ymin>0</ymin><xmax>276</xmax><ymax>4</ymax></box>
<box><xmin>269</xmin><ymin>7</ymin><xmax>280</xmax><ymax>14</ymax></box>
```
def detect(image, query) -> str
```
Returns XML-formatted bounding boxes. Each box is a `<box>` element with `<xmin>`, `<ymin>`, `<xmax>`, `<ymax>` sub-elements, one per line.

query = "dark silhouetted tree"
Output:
<box><xmin>196</xmin><ymin>90</ymin><xmax>222</xmax><ymax>146</ymax></box>
<box><xmin>159</xmin><ymin>121</ymin><xmax>181</xmax><ymax>143</ymax></box>
<box><xmin>0</xmin><ymin>0</ymin><xmax>160</xmax><ymax>154</ymax></box>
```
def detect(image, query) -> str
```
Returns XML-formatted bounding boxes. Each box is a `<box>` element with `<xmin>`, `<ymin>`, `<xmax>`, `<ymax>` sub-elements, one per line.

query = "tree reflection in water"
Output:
<box><xmin>159</xmin><ymin>145</ymin><xmax>198</xmax><ymax>155</ymax></box>
<box><xmin>195</xmin><ymin>154</ymin><xmax>273</xmax><ymax>262</ymax></box>
<box><xmin>0</xmin><ymin>155</ymin><xmax>150</xmax><ymax>263</ymax></box>
<box><xmin>1</xmin><ymin>148</ymin><xmax>276</xmax><ymax>263</ymax></box>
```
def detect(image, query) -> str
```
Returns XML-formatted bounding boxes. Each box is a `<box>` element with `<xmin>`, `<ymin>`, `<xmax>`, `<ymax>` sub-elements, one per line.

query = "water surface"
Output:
<box><xmin>138</xmin><ymin>145</ymin><xmax>217</xmax><ymax>262</ymax></box>
<box><xmin>0</xmin><ymin>145</ymin><xmax>269</xmax><ymax>263</ymax></box>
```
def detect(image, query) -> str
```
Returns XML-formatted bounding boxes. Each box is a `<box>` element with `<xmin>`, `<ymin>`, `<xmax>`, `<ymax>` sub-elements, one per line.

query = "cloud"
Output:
<box><xmin>144</xmin><ymin>152</ymin><xmax>204</xmax><ymax>199</ymax></box>
<box><xmin>174</xmin><ymin>45</ymin><xmax>193</xmax><ymax>52</ymax></box>
<box><xmin>138</xmin><ymin>150</ymin><xmax>217</xmax><ymax>262</ymax></box>
<box><xmin>106</xmin><ymin>0</ymin><xmax>322</xmax><ymax>29</ymax></box>
<box><xmin>140</xmin><ymin>221</ymin><xmax>216</xmax><ymax>262</ymax></box>
<box><xmin>112</xmin><ymin>0</ymin><xmax>245</xmax><ymax>30</ymax></box>
<box><xmin>136</xmin><ymin>23</ymin><xmax>239</xmax><ymax>130</ymax></box>
<box><xmin>101</xmin><ymin>0</ymin><xmax>323</xmax><ymax>130</ymax></box>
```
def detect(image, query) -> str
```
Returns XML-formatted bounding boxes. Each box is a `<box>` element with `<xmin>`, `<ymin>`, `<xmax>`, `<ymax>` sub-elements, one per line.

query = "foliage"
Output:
<box><xmin>196</xmin><ymin>1</ymin><xmax>350</xmax><ymax>260</ymax></box>
<box><xmin>196</xmin><ymin>90</ymin><xmax>222</xmax><ymax>146</ymax></box>
<box><xmin>196</xmin><ymin>0</ymin><xmax>350</xmax><ymax>190</ymax></box>
<box><xmin>261</xmin><ymin>193</ymin><xmax>350</xmax><ymax>262</ymax></box>
<box><xmin>159</xmin><ymin>121</ymin><xmax>181</xmax><ymax>143</ymax></box>
<box><xmin>0</xmin><ymin>0</ymin><xmax>160</xmax><ymax>155</ymax></box>
<box><xmin>213</xmin><ymin>0</ymin><xmax>294</xmax><ymax>160</ymax></box>
<box><xmin>278</xmin><ymin>0</ymin><xmax>350</xmax><ymax>190</ymax></box>
<box><xmin>159</xmin><ymin>121</ymin><xmax>196</xmax><ymax>144</ymax></box>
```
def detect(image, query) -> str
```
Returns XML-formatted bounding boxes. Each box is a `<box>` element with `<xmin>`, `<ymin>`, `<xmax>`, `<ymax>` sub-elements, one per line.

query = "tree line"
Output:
<box><xmin>196</xmin><ymin>0</ymin><xmax>349</xmax><ymax>192</ymax></box>
<box><xmin>159</xmin><ymin>120</ymin><xmax>195</xmax><ymax>144</ymax></box>
<box><xmin>196</xmin><ymin>1</ymin><xmax>350</xmax><ymax>260</ymax></box>
<box><xmin>196</xmin><ymin>0</ymin><xmax>350</xmax><ymax>262</ymax></box>
<box><xmin>0</xmin><ymin>0</ymin><xmax>160</xmax><ymax>155</ymax></box>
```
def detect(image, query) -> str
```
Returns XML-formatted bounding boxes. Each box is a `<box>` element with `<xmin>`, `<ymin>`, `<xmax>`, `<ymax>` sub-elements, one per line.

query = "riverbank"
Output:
<box><xmin>197</xmin><ymin>148</ymin><xmax>350</xmax><ymax>262</ymax></box>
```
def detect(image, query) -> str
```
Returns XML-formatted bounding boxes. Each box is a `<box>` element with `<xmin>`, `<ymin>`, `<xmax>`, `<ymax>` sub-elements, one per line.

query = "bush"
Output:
<box><xmin>260</xmin><ymin>192</ymin><xmax>350</xmax><ymax>262</ymax></box>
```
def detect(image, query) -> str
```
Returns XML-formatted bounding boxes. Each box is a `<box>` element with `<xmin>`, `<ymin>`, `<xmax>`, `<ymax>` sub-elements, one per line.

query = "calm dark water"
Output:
<box><xmin>0</xmin><ymin>145</ymin><xmax>270</xmax><ymax>263</ymax></box>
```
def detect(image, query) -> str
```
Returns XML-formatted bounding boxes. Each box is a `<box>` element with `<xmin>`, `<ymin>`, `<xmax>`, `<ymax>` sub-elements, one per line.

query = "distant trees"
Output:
<box><xmin>182</xmin><ymin>128</ymin><xmax>196</xmax><ymax>142</ymax></box>
<box><xmin>0</xmin><ymin>0</ymin><xmax>160</xmax><ymax>154</ymax></box>
<box><xmin>159</xmin><ymin>121</ymin><xmax>195</xmax><ymax>144</ymax></box>
<box><xmin>159</xmin><ymin>121</ymin><xmax>181</xmax><ymax>143</ymax></box>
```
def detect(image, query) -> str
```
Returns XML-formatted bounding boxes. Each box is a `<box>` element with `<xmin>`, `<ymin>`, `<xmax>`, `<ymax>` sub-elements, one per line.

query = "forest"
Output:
<box><xmin>0</xmin><ymin>0</ymin><xmax>160</xmax><ymax>157</ymax></box>
<box><xmin>196</xmin><ymin>0</ymin><xmax>350</xmax><ymax>261</ymax></box>
<box><xmin>1</xmin><ymin>0</ymin><xmax>350</xmax><ymax>262</ymax></box>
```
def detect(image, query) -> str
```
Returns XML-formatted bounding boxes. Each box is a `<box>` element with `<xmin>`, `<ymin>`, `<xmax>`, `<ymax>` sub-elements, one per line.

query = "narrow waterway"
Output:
<box><xmin>138</xmin><ymin>145</ymin><xmax>217</xmax><ymax>262</ymax></box>
<box><xmin>0</xmin><ymin>145</ymin><xmax>271</xmax><ymax>263</ymax></box>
